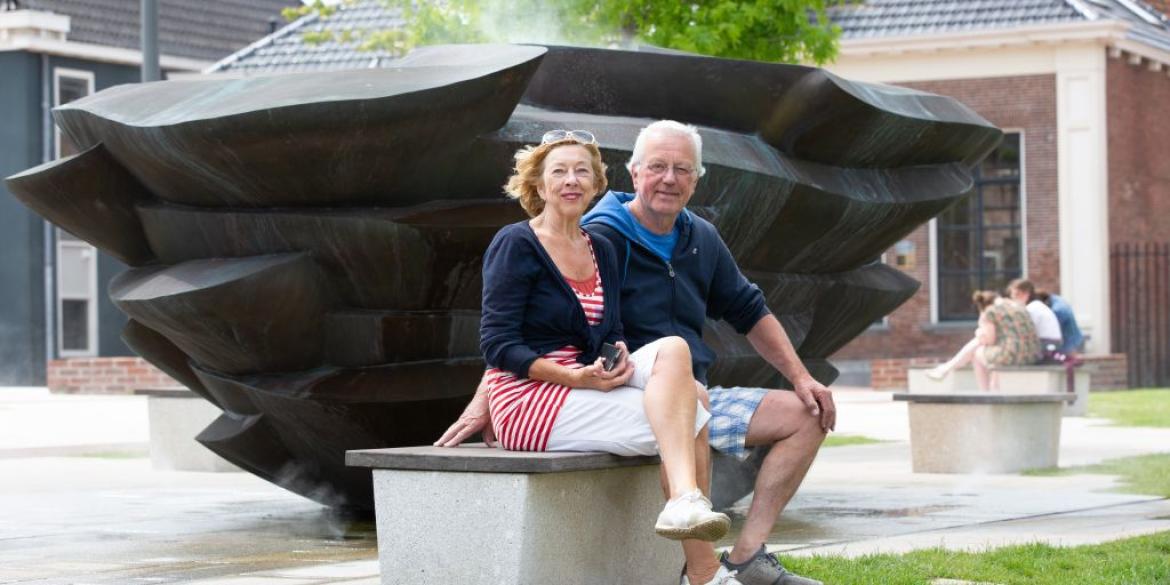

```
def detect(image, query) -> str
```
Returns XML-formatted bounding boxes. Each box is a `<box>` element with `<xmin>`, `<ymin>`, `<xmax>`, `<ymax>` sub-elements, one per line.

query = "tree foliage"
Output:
<box><xmin>286</xmin><ymin>0</ymin><xmax>846</xmax><ymax>64</ymax></box>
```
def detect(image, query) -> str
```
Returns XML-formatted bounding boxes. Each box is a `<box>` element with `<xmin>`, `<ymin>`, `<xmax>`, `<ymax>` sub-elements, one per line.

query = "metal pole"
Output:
<box><xmin>41</xmin><ymin>53</ymin><xmax>55</xmax><ymax>379</ymax></box>
<box><xmin>141</xmin><ymin>0</ymin><xmax>160</xmax><ymax>82</ymax></box>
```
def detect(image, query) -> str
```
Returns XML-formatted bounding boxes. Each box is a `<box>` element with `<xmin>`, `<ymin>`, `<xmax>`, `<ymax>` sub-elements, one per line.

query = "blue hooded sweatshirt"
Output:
<box><xmin>582</xmin><ymin>191</ymin><xmax>771</xmax><ymax>384</ymax></box>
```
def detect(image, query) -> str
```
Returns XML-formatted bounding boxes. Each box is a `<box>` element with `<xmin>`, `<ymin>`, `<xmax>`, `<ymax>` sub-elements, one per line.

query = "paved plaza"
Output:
<box><xmin>1</xmin><ymin>387</ymin><xmax>1168</xmax><ymax>584</ymax></box>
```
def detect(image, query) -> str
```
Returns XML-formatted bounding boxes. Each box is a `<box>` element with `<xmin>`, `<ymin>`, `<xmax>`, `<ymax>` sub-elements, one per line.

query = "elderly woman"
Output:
<box><xmin>929</xmin><ymin>291</ymin><xmax>1042</xmax><ymax>390</ymax></box>
<box><xmin>456</xmin><ymin>130</ymin><xmax>735</xmax><ymax>584</ymax></box>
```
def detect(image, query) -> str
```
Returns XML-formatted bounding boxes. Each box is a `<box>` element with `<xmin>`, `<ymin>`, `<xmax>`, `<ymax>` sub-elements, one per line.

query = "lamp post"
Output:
<box><xmin>141</xmin><ymin>0</ymin><xmax>159</xmax><ymax>81</ymax></box>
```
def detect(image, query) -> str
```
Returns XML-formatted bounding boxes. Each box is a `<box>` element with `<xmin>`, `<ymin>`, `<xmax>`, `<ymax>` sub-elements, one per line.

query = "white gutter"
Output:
<box><xmin>0</xmin><ymin>36</ymin><xmax>210</xmax><ymax>71</ymax></box>
<box><xmin>839</xmin><ymin>19</ymin><xmax>1132</xmax><ymax>57</ymax></box>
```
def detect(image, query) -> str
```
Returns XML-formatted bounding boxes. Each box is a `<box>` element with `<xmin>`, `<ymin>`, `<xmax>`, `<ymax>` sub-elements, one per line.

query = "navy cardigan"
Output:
<box><xmin>480</xmin><ymin>221</ymin><xmax>624</xmax><ymax>378</ymax></box>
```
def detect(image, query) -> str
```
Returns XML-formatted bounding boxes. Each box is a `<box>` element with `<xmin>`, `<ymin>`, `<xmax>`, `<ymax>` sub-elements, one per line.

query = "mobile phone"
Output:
<box><xmin>600</xmin><ymin>343</ymin><xmax>623</xmax><ymax>372</ymax></box>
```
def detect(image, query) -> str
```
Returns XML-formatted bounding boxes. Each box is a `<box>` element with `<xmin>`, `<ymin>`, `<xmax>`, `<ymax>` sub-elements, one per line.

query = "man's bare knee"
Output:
<box><xmin>746</xmin><ymin>390</ymin><xmax>823</xmax><ymax>446</ymax></box>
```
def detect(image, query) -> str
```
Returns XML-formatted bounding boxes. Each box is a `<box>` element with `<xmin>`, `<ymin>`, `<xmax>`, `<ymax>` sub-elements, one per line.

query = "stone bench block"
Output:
<box><xmin>907</xmin><ymin>366</ymin><xmax>976</xmax><ymax>393</ymax></box>
<box><xmin>993</xmin><ymin>365</ymin><xmax>1090</xmax><ymax>416</ymax></box>
<box><xmin>347</xmin><ymin>445</ymin><xmax>678</xmax><ymax>585</ymax></box>
<box><xmin>135</xmin><ymin>388</ymin><xmax>238</xmax><ymax>472</ymax></box>
<box><xmin>907</xmin><ymin>365</ymin><xmax>1090</xmax><ymax>416</ymax></box>
<box><xmin>894</xmin><ymin>393</ymin><xmax>1068</xmax><ymax>474</ymax></box>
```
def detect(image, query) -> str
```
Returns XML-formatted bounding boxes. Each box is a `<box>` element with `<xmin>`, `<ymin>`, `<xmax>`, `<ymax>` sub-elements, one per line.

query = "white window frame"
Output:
<box><xmin>931</xmin><ymin>129</ymin><xmax>1027</xmax><ymax>324</ymax></box>
<box><xmin>53</xmin><ymin>68</ymin><xmax>94</xmax><ymax>159</ymax></box>
<box><xmin>53</xmin><ymin>68</ymin><xmax>99</xmax><ymax>357</ymax></box>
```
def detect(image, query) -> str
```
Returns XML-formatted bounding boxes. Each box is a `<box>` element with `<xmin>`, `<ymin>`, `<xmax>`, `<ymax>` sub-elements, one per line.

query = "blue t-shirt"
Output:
<box><xmin>624</xmin><ymin>203</ymin><xmax>678</xmax><ymax>262</ymax></box>
<box><xmin>1049</xmin><ymin>294</ymin><xmax>1085</xmax><ymax>354</ymax></box>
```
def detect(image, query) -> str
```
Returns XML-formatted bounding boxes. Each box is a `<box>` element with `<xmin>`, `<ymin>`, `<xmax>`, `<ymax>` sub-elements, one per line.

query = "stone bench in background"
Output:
<box><xmin>134</xmin><ymin>388</ymin><xmax>238</xmax><ymax>472</ymax></box>
<box><xmin>907</xmin><ymin>364</ymin><xmax>1090</xmax><ymax>416</ymax></box>
<box><xmin>347</xmin><ymin>444</ymin><xmax>677</xmax><ymax>585</ymax></box>
<box><xmin>894</xmin><ymin>392</ymin><xmax>1070</xmax><ymax>474</ymax></box>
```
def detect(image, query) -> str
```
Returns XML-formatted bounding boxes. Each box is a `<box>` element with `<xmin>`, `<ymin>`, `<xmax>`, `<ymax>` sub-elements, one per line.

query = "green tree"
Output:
<box><xmin>286</xmin><ymin>0</ymin><xmax>845</xmax><ymax>64</ymax></box>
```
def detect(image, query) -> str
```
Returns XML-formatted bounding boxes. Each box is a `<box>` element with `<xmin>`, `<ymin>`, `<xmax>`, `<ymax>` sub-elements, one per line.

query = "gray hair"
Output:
<box><xmin>626</xmin><ymin>120</ymin><xmax>707</xmax><ymax>178</ymax></box>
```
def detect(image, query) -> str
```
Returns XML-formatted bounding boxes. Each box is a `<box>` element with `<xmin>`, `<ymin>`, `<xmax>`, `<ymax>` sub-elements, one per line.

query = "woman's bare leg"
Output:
<box><xmin>659</xmin><ymin>384</ymin><xmax>720</xmax><ymax>585</ymax></box>
<box><xmin>974</xmin><ymin>350</ymin><xmax>991</xmax><ymax>390</ymax></box>
<box><xmin>932</xmin><ymin>337</ymin><xmax>980</xmax><ymax>378</ymax></box>
<box><xmin>643</xmin><ymin>336</ymin><xmax>700</xmax><ymax>497</ymax></box>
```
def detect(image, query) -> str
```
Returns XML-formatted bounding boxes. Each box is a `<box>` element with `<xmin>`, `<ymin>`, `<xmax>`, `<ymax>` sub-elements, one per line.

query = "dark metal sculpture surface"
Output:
<box><xmin>6</xmin><ymin>44</ymin><xmax>1001</xmax><ymax>510</ymax></box>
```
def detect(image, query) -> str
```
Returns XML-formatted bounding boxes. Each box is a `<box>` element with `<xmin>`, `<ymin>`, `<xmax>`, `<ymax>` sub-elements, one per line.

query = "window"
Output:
<box><xmin>935</xmin><ymin>132</ymin><xmax>1024</xmax><ymax>321</ymax></box>
<box><xmin>57</xmin><ymin>229</ymin><xmax>98</xmax><ymax>355</ymax></box>
<box><xmin>53</xmin><ymin>68</ymin><xmax>94</xmax><ymax>158</ymax></box>
<box><xmin>53</xmin><ymin>69</ymin><xmax>98</xmax><ymax>356</ymax></box>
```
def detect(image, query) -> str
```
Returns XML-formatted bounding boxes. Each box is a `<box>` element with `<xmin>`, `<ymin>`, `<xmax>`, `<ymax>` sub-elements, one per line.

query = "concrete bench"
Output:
<box><xmin>894</xmin><ymin>392</ymin><xmax>1070</xmax><ymax>474</ymax></box>
<box><xmin>907</xmin><ymin>364</ymin><xmax>1091</xmax><ymax>416</ymax></box>
<box><xmin>993</xmin><ymin>365</ymin><xmax>1090</xmax><ymax>416</ymax></box>
<box><xmin>906</xmin><ymin>366</ymin><xmax>977</xmax><ymax>393</ymax></box>
<box><xmin>134</xmin><ymin>388</ymin><xmax>238</xmax><ymax>472</ymax></box>
<box><xmin>346</xmin><ymin>444</ymin><xmax>679</xmax><ymax>585</ymax></box>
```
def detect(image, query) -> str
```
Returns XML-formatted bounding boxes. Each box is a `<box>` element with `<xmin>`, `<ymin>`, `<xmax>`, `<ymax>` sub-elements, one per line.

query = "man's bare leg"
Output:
<box><xmin>726</xmin><ymin>390</ymin><xmax>825</xmax><ymax>564</ymax></box>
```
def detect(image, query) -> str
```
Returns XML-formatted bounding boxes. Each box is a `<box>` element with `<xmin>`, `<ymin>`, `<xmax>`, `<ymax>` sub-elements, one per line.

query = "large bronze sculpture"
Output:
<box><xmin>6</xmin><ymin>44</ymin><xmax>1001</xmax><ymax>510</ymax></box>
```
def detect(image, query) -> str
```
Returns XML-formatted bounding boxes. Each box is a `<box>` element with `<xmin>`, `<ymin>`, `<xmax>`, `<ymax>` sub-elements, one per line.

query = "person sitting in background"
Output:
<box><xmin>1036</xmin><ymin>290</ymin><xmax>1085</xmax><ymax>356</ymax></box>
<box><xmin>929</xmin><ymin>291</ymin><xmax>1042</xmax><ymax>390</ymax></box>
<box><xmin>1007</xmin><ymin>278</ymin><xmax>1062</xmax><ymax>361</ymax></box>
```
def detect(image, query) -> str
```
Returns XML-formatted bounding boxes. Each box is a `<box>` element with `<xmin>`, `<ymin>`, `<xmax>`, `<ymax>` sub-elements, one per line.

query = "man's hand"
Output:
<box><xmin>793</xmin><ymin>376</ymin><xmax>835</xmax><ymax>433</ymax></box>
<box><xmin>434</xmin><ymin>375</ymin><xmax>495</xmax><ymax>447</ymax></box>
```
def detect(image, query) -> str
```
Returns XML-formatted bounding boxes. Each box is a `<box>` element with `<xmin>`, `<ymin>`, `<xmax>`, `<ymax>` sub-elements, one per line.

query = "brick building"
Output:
<box><xmin>824</xmin><ymin>0</ymin><xmax>1170</xmax><ymax>388</ymax></box>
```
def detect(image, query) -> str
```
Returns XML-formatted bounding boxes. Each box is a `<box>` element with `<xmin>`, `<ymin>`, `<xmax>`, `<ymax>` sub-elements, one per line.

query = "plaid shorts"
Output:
<box><xmin>707</xmin><ymin>385</ymin><xmax>770</xmax><ymax>459</ymax></box>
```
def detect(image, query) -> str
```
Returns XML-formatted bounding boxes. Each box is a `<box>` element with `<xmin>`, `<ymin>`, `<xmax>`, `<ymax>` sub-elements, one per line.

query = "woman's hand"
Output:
<box><xmin>574</xmin><ymin>341</ymin><xmax>634</xmax><ymax>391</ymax></box>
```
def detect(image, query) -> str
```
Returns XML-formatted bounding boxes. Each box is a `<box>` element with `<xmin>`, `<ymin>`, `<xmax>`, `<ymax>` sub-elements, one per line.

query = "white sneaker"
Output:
<box><xmin>926</xmin><ymin>365</ymin><xmax>948</xmax><ymax>381</ymax></box>
<box><xmin>655</xmin><ymin>489</ymin><xmax>731</xmax><ymax>541</ymax></box>
<box><xmin>681</xmin><ymin>566</ymin><xmax>743</xmax><ymax>585</ymax></box>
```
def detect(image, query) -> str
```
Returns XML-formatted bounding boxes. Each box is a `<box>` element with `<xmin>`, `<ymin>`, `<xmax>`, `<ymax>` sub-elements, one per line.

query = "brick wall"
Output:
<box><xmin>869</xmin><ymin>354</ymin><xmax>1129</xmax><ymax>391</ymax></box>
<box><xmin>834</xmin><ymin>74</ymin><xmax>1060</xmax><ymax>362</ymax></box>
<box><xmin>870</xmin><ymin>356</ymin><xmax>944</xmax><ymax>390</ymax></box>
<box><xmin>1107</xmin><ymin>57</ymin><xmax>1170</xmax><ymax>245</ymax></box>
<box><xmin>1081</xmin><ymin>354</ymin><xmax>1130</xmax><ymax>391</ymax></box>
<box><xmin>47</xmin><ymin>357</ymin><xmax>179</xmax><ymax>394</ymax></box>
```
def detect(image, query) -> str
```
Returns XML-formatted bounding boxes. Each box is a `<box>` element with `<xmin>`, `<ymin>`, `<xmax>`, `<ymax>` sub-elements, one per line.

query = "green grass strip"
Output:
<box><xmin>1088</xmin><ymin>388</ymin><xmax>1170</xmax><ymax>428</ymax></box>
<box><xmin>822</xmin><ymin>434</ymin><xmax>885</xmax><ymax>448</ymax></box>
<box><xmin>1023</xmin><ymin>452</ymin><xmax>1170</xmax><ymax>498</ymax></box>
<box><xmin>781</xmin><ymin>531</ymin><xmax>1170</xmax><ymax>584</ymax></box>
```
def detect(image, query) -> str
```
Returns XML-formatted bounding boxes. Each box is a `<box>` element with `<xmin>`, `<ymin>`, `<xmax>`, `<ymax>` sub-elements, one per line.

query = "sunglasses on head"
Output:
<box><xmin>540</xmin><ymin>129</ymin><xmax>597</xmax><ymax>145</ymax></box>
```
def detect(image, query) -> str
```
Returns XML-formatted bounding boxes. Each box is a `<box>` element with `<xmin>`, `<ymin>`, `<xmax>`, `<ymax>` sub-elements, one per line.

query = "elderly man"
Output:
<box><xmin>438</xmin><ymin>120</ymin><xmax>834</xmax><ymax>585</ymax></box>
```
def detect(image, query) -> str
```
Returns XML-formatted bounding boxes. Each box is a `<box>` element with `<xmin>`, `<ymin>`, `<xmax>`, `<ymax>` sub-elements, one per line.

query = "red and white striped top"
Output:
<box><xmin>486</xmin><ymin>232</ymin><xmax>605</xmax><ymax>452</ymax></box>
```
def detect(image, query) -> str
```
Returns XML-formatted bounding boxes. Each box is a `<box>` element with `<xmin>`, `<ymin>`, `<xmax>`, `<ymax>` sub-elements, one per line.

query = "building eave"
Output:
<box><xmin>0</xmin><ymin>36</ymin><xmax>211</xmax><ymax>71</ymax></box>
<box><xmin>839</xmin><ymin>19</ymin><xmax>1132</xmax><ymax>58</ymax></box>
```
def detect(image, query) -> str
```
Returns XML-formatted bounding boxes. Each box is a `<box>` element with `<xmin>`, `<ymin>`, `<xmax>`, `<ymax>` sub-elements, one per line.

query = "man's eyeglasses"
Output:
<box><xmin>540</xmin><ymin>129</ymin><xmax>597</xmax><ymax>145</ymax></box>
<box><xmin>643</xmin><ymin>161</ymin><xmax>696</xmax><ymax>179</ymax></box>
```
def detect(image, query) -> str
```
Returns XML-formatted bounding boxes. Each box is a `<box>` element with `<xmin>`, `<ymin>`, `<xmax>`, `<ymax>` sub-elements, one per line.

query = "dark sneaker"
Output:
<box><xmin>720</xmin><ymin>546</ymin><xmax>822</xmax><ymax>585</ymax></box>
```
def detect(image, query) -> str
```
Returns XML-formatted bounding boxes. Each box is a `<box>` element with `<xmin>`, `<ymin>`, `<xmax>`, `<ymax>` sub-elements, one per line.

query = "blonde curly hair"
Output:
<box><xmin>503</xmin><ymin>139</ymin><xmax>608</xmax><ymax>217</ymax></box>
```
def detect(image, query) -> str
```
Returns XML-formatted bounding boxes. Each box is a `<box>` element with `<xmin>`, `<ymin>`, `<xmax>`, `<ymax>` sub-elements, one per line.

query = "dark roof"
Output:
<box><xmin>828</xmin><ymin>0</ymin><xmax>1086</xmax><ymax>39</ymax></box>
<box><xmin>18</xmin><ymin>0</ymin><xmax>300</xmax><ymax>62</ymax></box>
<box><xmin>211</xmin><ymin>0</ymin><xmax>1170</xmax><ymax>74</ymax></box>
<box><xmin>209</xmin><ymin>0</ymin><xmax>400</xmax><ymax>73</ymax></box>
<box><xmin>829</xmin><ymin>0</ymin><xmax>1170</xmax><ymax>50</ymax></box>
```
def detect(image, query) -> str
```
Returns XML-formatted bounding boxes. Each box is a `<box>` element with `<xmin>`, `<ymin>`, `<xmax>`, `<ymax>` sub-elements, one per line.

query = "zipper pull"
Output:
<box><xmin>666</xmin><ymin>261</ymin><xmax>675</xmax><ymax>278</ymax></box>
